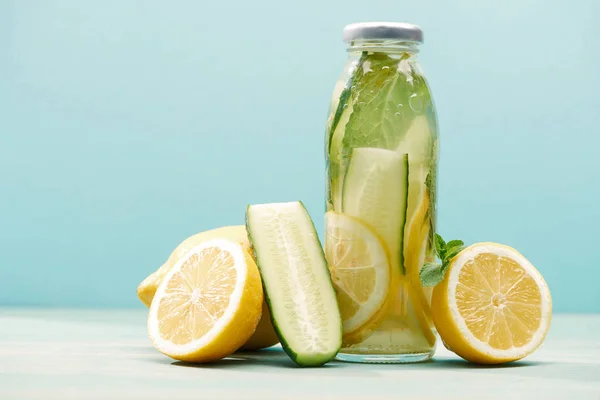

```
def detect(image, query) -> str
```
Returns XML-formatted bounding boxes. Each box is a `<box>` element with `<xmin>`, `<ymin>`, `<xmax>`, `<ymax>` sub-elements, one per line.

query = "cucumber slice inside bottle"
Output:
<box><xmin>246</xmin><ymin>201</ymin><xmax>342</xmax><ymax>367</ymax></box>
<box><xmin>342</xmin><ymin>148</ymin><xmax>409</xmax><ymax>275</ymax></box>
<box><xmin>328</xmin><ymin>100</ymin><xmax>355</xmax><ymax>211</ymax></box>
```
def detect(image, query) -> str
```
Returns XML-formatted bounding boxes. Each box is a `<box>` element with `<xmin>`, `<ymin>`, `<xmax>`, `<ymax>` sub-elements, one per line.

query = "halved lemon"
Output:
<box><xmin>138</xmin><ymin>226</ymin><xmax>279</xmax><ymax>351</ymax></box>
<box><xmin>239</xmin><ymin>301</ymin><xmax>280</xmax><ymax>351</ymax></box>
<box><xmin>325</xmin><ymin>211</ymin><xmax>392</xmax><ymax>345</ymax></box>
<box><xmin>148</xmin><ymin>239</ymin><xmax>263</xmax><ymax>362</ymax></box>
<box><xmin>432</xmin><ymin>242</ymin><xmax>552</xmax><ymax>364</ymax></box>
<box><xmin>137</xmin><ymin>225</ymin><xmax>251</xmax><ymax>307</ymax></box>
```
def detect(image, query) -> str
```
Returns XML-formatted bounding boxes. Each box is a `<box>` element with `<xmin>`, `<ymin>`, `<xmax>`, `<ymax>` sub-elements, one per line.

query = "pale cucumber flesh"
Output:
<box><xmin>342</xmin><ymin>148</ymin><xmax>409</xmax><ymax>274</ymax></box>
<box><xmin>246</xmin><ymin>201</ymin><xmax>342</xmax><ymax>367</ymax></box>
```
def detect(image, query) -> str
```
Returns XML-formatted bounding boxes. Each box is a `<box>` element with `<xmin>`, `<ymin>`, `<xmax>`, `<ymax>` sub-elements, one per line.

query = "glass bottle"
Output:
<box><xmin>324</xmin><ymin>22</ymin><xmax>439</xmax><ymax>363</ymax></box>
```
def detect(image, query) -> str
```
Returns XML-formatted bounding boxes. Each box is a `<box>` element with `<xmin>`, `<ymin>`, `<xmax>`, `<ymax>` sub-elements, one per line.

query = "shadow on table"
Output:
<box><xmin>172</xmin><ymin>348</ymin><xmax>552</xmax><ymax>372</ymax></box>
<box><xmin>172</xmin><ymin>347</ymin><xmax>344</xmax><ymax>370</ymax></box>
<box><xmin>416</xmin><ymin>358</ymin><xmax>549</xmax><ymax>370</ymax></box>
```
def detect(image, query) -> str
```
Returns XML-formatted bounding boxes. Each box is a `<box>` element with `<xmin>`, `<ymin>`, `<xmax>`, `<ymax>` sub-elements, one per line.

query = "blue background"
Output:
<box><xmin>1</xmin><ymin>1</ymin><xmax>599</xmax><ymax>311</ymax></box>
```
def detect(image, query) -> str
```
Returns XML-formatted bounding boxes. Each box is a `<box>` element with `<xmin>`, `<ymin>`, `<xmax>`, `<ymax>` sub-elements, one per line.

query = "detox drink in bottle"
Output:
<box><xmin>324</xmin><ymin>22</ymin><xmax>438</xmax><ymax>363</ymax></box>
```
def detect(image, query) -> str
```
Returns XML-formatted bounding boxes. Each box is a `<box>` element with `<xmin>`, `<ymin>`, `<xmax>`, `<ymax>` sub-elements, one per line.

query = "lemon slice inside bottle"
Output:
<box><xmin>325</xmin><ymin>211</ymin><xmax>392</xmax><ymax>344</ymax></box>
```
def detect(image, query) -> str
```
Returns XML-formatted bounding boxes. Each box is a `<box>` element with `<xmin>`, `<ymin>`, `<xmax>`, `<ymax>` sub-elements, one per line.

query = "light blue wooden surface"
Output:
<box><xmin>1</xmin><ymin>309</ymin><xmax>599</xmax><ymax>399</ymax></box>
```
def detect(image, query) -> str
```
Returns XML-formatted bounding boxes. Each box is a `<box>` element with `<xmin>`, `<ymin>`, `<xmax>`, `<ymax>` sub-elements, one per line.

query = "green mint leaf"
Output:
<box><xmin>434</xmin><ymin>233</ymin><xmax>446</xmax><ymax>259</ymax></box>
<box><xmin>425</xmin><ymin>173</ymin><xmax>433</xmax><ymax>199</ymax></box>
<box><xmin>424</xmin><ymin>170</ymin><xmax>434</xmax><ymax>225</ymax></box>
<box><xmin>419</xmin><ymin>233</ymin><xmax>465</xmax><ymax>287</ymax></box>
<box><xmin>444</xmin><ymin>240</ymin><xmax>465</xmax><ymax>263</ymax></box>
<box><xmin>425</xmin><ymin>139</ymin><xmax>438</xmax><ymax>248</ymax></box>
<box><xmin>444</xmin><ymin>246</ymin><xmax>465</xmax><ymax>263</ymax></box>
<box><xmin>446</xmin><ymin>240</ymin><xmax>464</xmax><ymax>250</ymax></box>
<box><xmin>422</xmin><ymin>233</ymin><xmax>466</xmax><ymax>287</ymax></box>
<box><xmin>328</xmin><ymin>51</ymin><xmax>368</xmax><ymax>144</ymax></box>
<box><xmin>420</xmin><ymin>262</ymin><xmax>446</xmax><ymax>287</ymax></box>
<box><xmin>341</xmin><ymin>52</ymin><xmax>430</xmax><ymax>158</ymax></box>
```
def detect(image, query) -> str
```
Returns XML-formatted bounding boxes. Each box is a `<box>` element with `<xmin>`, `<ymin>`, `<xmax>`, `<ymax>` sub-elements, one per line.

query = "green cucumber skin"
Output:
<box><xmin>398</xmin><ymin>154</ymin><xmax>409</xmax><ymax>275</ymax></box>
<box><xmin>341</xmin><ymin>151</ymin><xmax>410</xmax><ymax>275</ymax></box>
<box><xmin>245</xmin><ymin>201</ymin><xmax>342</xmax><ymax>367</ymax></box>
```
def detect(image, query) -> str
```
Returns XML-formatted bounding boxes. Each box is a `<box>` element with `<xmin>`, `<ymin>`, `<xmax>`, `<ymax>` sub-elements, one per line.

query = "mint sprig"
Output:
<box><xmin>420</xmin><ymin>234</ymin><xmax>465</xmax><ymax>287</ymax></box>
<box><xmin>341</xmin><ymin>52</ymin><xmax>429</xmax><ymax>158</ymax></box>
<box><xmin>424</xmin><ymin>141</ymin><xmax>438</xmax><ymax>253</ymax></box>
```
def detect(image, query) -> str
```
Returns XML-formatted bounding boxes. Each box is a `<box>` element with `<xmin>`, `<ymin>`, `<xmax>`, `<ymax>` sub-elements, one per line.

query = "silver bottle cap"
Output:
<box><xmin>343</xmin><ymin>22</ymin><xmax>423</xmax><ymax>44</ymax></box>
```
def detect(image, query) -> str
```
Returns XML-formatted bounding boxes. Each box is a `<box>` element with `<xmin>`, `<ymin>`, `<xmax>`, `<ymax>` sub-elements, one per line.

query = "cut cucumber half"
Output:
<box><xmin>342</xmin><ymin>148</ymin><xmax>409</xmax><ymax>275</ymax></box>
<box><xmin>246</xmin><ymin>201</ymin><xmax>342</xmax><ymax>367</ymax></box>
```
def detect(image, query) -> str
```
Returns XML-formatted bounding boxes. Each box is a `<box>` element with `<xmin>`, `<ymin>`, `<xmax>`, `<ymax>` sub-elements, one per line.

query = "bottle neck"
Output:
<box><xmin>346</xmin><ymin>39</ymin><xmax>420</xmax><ymax>55</ymax></box>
